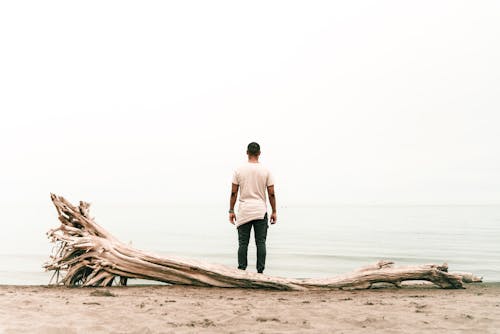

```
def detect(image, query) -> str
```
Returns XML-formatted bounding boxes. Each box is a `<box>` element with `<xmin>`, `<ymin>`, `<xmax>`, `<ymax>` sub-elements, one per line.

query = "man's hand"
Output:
<box><xmin>270</xmin><ymin>212</ymin><xmax>277</xmax><ymax>224</ymax></box>
<box><xmin>229</xmin><ymin>212</ymin><xmax>236</xmax><ymax>225</ymax></box>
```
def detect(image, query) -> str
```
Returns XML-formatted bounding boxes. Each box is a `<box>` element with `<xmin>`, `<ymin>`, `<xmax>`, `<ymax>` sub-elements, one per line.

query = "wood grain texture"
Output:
<box><xmin>44</xmin><ymin>194</ymin><xmax>481</xmax><ymax>290</ymax></box>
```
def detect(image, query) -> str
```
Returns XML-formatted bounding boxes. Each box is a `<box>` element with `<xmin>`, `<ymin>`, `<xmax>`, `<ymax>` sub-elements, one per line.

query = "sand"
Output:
<box><xmin>0</xmin><ymin>283</ymin><xmax>499</xmax><ymax>333</ymax></box>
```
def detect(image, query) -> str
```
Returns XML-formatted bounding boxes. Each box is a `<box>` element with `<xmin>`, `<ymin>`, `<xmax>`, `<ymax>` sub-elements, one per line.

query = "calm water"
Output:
<box><xmin>1</xmin><ymin>204</ymin><xmax>499</xmax><ymax>284</ymax></box>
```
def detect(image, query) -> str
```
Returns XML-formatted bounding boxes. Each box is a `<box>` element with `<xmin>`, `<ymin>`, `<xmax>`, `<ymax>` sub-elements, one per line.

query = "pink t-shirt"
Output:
<box><xmin>232</xmin><ymin>162</ymin><xmax>274</xmax><ymax>227</ymax></box>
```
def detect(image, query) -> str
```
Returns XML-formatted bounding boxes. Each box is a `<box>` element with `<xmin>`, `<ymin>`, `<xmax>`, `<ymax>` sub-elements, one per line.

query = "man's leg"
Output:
<box><xmin>253</xmin><ymin>215</ymin><xmax>269</xmax><ymax>273</ymax></box>
<box><xmin>237</xmin><ymin>222</ymin><xmax>252</xmax><ymax>270</ymax></box>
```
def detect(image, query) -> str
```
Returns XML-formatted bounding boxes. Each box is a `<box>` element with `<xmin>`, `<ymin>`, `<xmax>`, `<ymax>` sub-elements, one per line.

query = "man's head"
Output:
<box><xmin>247</xmin><ymin>142</ymin><xmax>261</xmax><ymax>158</ymax></box>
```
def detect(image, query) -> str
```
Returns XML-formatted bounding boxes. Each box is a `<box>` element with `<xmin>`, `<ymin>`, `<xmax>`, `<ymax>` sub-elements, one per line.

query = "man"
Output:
<box><xmin>229</xmin><ymin>142</ymin><xmax>276</xmax><ymax>274</ymax></box>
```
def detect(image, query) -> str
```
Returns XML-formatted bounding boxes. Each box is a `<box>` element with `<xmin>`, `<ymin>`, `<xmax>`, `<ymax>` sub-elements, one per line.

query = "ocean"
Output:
<box><xmin>1</xmin><ymin>203</ymin><xmax>499</xmax><ymax>285</ymax></box>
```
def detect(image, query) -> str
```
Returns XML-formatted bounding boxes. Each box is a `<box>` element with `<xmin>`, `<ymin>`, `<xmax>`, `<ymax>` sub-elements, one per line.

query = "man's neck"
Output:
<box><xmin>248</xmin><ymin>156</ymin><xmax>259</xmax><ymax>163</ymax></box>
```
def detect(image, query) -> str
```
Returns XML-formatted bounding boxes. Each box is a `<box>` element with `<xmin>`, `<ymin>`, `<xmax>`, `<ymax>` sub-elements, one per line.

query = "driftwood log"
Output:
<box><xmin>44</xmin><ymin>194</ymin><xmax>482</xmax><ymax>290</ymax></box>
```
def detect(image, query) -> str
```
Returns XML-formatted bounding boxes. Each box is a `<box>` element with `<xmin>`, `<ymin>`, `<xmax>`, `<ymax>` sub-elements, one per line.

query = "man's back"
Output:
<box><xmin>232</xmin><ymin>162</ymin><xmax>273</xmax><ymax>227</ymax></box>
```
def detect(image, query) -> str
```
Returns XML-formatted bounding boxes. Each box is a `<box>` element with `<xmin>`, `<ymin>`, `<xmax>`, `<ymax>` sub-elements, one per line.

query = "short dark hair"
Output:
<box><xmin>247</xmin><ymin>142</ymin><xmax>260</xmax><ymax>156</ymax></box>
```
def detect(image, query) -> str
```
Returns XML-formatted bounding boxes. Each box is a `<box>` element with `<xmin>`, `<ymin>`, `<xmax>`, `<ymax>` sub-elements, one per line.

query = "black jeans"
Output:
<box><xmin>237</xmin><ymin>214</ymin><xmax>268</xmax><ymax>273</ymax></box>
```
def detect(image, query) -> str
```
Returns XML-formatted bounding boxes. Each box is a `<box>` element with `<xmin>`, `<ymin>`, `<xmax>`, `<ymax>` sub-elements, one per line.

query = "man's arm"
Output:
<box><xmin>229</xmin><ymin>183</ymin><xmax>239</xmax><ymax>224</ymax></box>
<box><xmin>267</xmin><ymin>185</ymin><xmax>277</xmax><ymax>224</ymax></box>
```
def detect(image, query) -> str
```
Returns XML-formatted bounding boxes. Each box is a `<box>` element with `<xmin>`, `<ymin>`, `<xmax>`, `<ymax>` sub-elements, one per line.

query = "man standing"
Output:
<box><xmin>229</xmin><ymin>142</ymin><xmax>276</xmax><ymax>274</ymax></box>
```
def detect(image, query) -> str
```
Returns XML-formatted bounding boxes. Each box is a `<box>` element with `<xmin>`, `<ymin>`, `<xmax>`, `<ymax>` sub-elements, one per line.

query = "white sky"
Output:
<box><xmin>1</xmin><ymin>0</ymin><xmax>499</xmax><ymax>207</ymax></box>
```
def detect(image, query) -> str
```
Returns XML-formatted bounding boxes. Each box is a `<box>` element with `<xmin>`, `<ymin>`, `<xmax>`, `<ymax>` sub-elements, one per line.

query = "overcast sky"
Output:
<box><xmin>1</xmin><ymin>0</ymin><xmax>499</xmax><ymax>207</ymax></box>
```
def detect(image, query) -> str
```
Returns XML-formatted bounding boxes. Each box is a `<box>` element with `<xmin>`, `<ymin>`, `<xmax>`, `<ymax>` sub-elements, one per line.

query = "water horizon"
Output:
<box><xmin>1</xmin><ymin>204</ymin><xmax>499</xmax><ymax>285</ymax></box>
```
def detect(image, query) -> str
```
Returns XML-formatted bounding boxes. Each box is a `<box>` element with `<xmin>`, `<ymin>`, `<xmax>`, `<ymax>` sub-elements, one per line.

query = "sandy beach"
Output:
<box><xmin>0</xmin><ymin>283</ymin><xmax>498</xmax><ymax>334</ymax></box>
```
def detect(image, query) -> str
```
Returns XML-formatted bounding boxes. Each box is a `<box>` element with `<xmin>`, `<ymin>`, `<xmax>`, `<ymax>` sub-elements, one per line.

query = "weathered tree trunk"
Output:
<box><xmin>44</xmin><ymin>194</ymin><xmax>481</xmax><ymax>290</ymax></box>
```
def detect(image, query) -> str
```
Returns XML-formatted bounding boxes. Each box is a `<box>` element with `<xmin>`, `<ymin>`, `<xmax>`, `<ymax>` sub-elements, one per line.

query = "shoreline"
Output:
<box><xmin>1</xmin><ymin>283</ymin><xmax>499</xmax><ymax>333</ymax></box>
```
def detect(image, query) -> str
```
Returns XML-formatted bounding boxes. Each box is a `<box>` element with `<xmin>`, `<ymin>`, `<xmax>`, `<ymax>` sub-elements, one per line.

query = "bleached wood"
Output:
<box><xmin>44</xmin><ymin>194</ymin><xmax>480</xmax><ymax>290</ymax></box>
